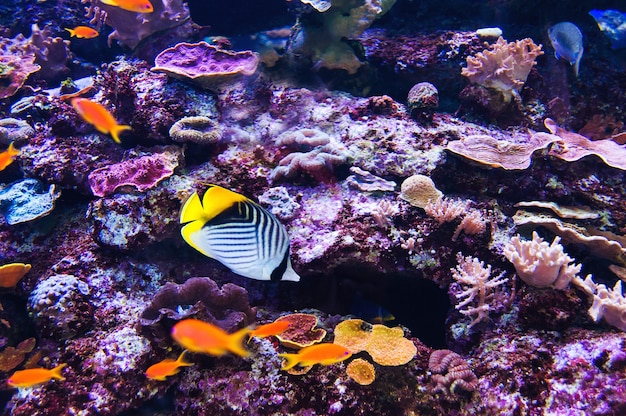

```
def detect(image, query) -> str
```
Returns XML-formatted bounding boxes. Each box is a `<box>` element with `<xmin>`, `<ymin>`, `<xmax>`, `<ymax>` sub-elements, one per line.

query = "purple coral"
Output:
<box><xmin>429</xmin><ymin>349</ymin><xmax>478</xmax><ymax>394</ymax></box>
<box><xmin>88</xmin><ymin>148</ymin><xmax>182</xmax><ymax>197</ymax></box>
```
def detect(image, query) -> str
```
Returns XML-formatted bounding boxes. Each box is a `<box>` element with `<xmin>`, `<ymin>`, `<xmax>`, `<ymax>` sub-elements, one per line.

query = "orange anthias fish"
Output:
<box><xmin>171</xmin><ymin>319</ymin><xmax>251</xmax><ymax>358</ymax></box>
<box><xmin>7</xmin><ymin>364</ymin><xmax>66</xmax><ymax>388</ymax></box>
<box><xmin>0</xmin><ymin>143</ymin><xmax>20</xmax><ymax>171</ymax></box>
<box><xmin>64</xmin><ymin>26</ymin><xmax>99</xmax><ymax>39</ymax></box>
<box><xmin>145</xmin><ymin>351</ymin><xmax>193</xmax><ymax>381</ymax></box>
<box><xmin>248</xmin><ymin>321</ymin><xmax>291</xmax><ymax>342</ymax></box>
<box><xmin>279</xmin><ymin>343</ymin><xmax>352</xmax><ymax>371</ymax></box>
<box><xmin>71</xmin><ymin>98</ymin><xmax>131</xmax><ymax>144</ymax></box>
<box><xmin>100</xmin><ymin>0</ymin><xmax>154</xmax><ymax>13</ymax></box>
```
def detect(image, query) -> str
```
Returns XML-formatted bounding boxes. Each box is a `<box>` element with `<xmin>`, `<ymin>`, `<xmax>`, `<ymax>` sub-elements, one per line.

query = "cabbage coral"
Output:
<box><xmin>461</xmin><ymin>36</ymin><xmax>543</xmax><ymax>102</ymax></box>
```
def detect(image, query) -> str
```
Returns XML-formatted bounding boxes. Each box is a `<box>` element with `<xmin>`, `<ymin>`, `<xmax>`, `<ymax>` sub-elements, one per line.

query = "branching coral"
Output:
<box><xmin>428</xmin><ymin>349</ymin><xmax>478</xmax><ymax>394</ymax></box>
<box><xmin>504</xmin><ymin>231</ymin><xmax>581</xmax><ymax>290</ymax></box>
<box><xmin>461</xmin><ymin>36</ymin><xmax>543</xmax><ymax>102</ymax></box>
<box><xmin>451</xmin><ymin>254</ymin><xmax>509</xmax><ymax>327</ymax></box>
<box><xmin>573</xmin><ymin>275</ymin><xmax>626</xmax><ymax>332</ymax></box>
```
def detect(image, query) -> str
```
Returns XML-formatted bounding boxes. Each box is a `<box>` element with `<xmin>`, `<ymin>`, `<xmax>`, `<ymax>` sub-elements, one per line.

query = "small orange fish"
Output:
<box><xmin>248</xmin><ymin>321</ymin><xmax>291</xmax><ymax>342</ymax></box>
<box><xmin>145</xmin><ymin>351</ymin><xmax>193</xmax><ymax>381</ymax></box>
<box><xmin>100</xmin><ymin>0</ymin><xmax>154</xmax><ymax>13</ymax></box>
<box><xmin>279</xmin><ymin>343</ymin><xmax>352</xmax><ymax>370</ymax></box>
<box><xmin>0</xmin><ymin>143</ymin><xmax>20</xmax><ymax>171</ymax></box>
<box><xmin>171</xmin><ymin>319</ymin><xmax>251</xmax><ymax>358</ymax></box>
<box><xmin>71</xmin><ymin>98</ymin><xmax>131</xmax><ymax>144</ymax></box>
<box><xmin>7</xmin><ymin>364</ymin><xmax>66</xmax><ymax>388</ymax></box>
<box><xmin>0</xmin><ymin>262</ymin><xmax>32</xmax><ymax>288</ymax></box>
<box><xmin>64</xmin><ymin>26</ymin><xmax>99</xmax><ymax>39</ymax></box>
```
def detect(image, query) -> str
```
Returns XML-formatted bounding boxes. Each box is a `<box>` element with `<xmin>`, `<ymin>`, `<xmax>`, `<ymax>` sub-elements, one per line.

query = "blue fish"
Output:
<box><xmin>548</xmin><ymin>22</ymin><xmax>584</xmax><ymax>77</ymax></box>
<box><xmin>589</xmin><ymin>9</ymin><xmax>626</xmax><ymax>49</ymax></box>
<box><xmin>179</xmin><ymin>185</ymin><xmax>300</xmax><ymax>282</ymax></box>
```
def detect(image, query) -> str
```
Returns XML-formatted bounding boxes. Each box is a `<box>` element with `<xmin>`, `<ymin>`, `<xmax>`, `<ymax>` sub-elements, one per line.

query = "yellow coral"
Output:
<box><xmin>400</xmin><ymin>174</ymin><xmax>442</xmax><ymax>209</ymax></box>
<box><xmin>333</xmin><ymin>318</ymin><xmax>372</xmax><ymax>354</ymax></box>
<box><xmin>346</xmin><ymin>358</ymin><xmax>375</xmax><ymax>385</ymax></box>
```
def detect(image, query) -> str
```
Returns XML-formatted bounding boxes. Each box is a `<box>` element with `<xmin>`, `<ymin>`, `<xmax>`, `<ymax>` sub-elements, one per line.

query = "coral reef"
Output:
<box><xmin>169</xmin><ymin>116</ymin><xmax>221</xmax><ymax>144</ymax></box>
<box><xmin>0</xmin><ymin>118</ymin><xmax>34</xmax><ymax>145</ymax></box>
<box><xmin>399</xmin><ymin>174</ymin><xmax>442</xmax><ymax>208</ymax></box>
<box><xmin>429</xmin><ymin>349</ymin><xmax>478</xmax><ymax>394</ymax></box>
<box><xmin>0</xmin><ymin>179</ymin><xmax>61</xmax><ymax>225</ymax></box>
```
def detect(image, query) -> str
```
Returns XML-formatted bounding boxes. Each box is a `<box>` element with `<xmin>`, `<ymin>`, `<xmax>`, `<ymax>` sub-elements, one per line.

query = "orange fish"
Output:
<box><xmin>0</xmin><ymin>142</ymin><xmax>20</xmax><ymax>171</ymax></box>
<box><xmin>171</xmin><ymin>319</ymin><xmax>251</xmax><ymax>358</ymax></box>
<box><xmin>7</xmin><ymin>364</ymin><xmax>66</xmax><ymax>388</ymax></box>
<box><xmin>100</xmin><ymin>0</ymin><xmax>154</xmax><ymax>13</ymax></box>
<box><xmin>64</xmin><ymin>26</ymin><xmax>99</xmax><ymax>39</ymax></box>
<box><xmin>279</xmin><ymin>343</ymin><xmax>352</xmax><ymax>370</ymax></box>
<box><xmin>145</xmin><ymin>351</ymin><xmax>193</xmax><ymax>381</ymax></box>
<box><xmin>71</xmin><ymin>98</ymin><xmax>131</xmax><ymax>144</ymax></box>
<box><xmin>248</xmin><ymin>321</ymin><xmax>291</xmax><ymax>342</ymax></box>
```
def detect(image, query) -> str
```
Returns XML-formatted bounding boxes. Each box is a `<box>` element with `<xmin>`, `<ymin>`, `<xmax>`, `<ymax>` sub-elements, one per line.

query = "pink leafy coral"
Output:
<box><xmin>461</xmin><ymin>36</ymin><xmax>543</xmax><ymax>102</ymax></box>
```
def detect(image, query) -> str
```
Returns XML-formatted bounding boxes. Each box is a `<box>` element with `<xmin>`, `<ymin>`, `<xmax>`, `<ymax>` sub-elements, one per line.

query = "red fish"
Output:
<box><xmin>248</xmin><ymin>321</ymin><xmax>291</xmax><ymax>342</ymax></box>
<box><xmin>171</xmin><ymin>319</ymin><xmax>251</xmax><ymax>358</ymax></box>
<box><xmin>145</xmin><ymin>351</ymin><xmax>192</xmax><ymax>381</ymax></box>
<box><xmin>100</xmin><ymin>0</ymin><xmax>154</xmax><ymax>13</ymax></box>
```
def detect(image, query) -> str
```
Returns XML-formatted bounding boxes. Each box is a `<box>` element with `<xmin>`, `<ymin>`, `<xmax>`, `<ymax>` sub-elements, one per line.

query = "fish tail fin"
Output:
<box><xmin>278</xmin><ymin>353</ymin><xmax>299</xmax><ymax>370</ymax></box>
<box><xmin>573</xmin><ymin>55</ymin><xmax>581</xmax><ymax>78</ymax></box>
<box><xmin>176</xmin><ymin>350</ymin><xmax>193</xmax><ymax>367</ymax></box>
<box><xmin>227</xmin><ymin>327</ymin><xmax>252</xmax><ymax>358</ymax></box>
<box><xmin>51</xmin><ymin>363</ymin><xmax>67</xmax><ymax>381</ymax></box>
<box><xmin>7</xmin><ymin>142</ymin><xmax>20</xmax><ymax>157</ymax></box>
<box><xmin>64</xmin><ymin>28</ymin><xmax>75</xmax><ymax>37</ymax></box>
<box><xmin>110</xmin><ymin>124</ymin><xmax>131</xmax><ymax>144</ymax></box>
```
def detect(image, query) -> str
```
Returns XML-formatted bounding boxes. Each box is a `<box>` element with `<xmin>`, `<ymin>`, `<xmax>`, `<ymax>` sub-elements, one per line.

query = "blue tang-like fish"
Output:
<box><xmin>589</xmin><ymin>9</ymin><xmax>626</xmax><ymax>49</ymax></box>
<box><xmin>548</xmin><ymin>22</ymin><xmax>584</xmax><ymax>77</ymax></box>
<box><xmin>180</xmin><ymin>185</ymin><xmax>300</xmax><ymax>282</ymax></box>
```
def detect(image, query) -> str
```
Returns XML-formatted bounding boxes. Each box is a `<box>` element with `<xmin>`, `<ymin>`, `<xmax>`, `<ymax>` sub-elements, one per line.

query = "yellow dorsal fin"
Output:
<box><xmin>180</xmin><ymin>192</ymin><xmax>205</xmax><ymax>224</ymax></box>
<box><xmin>200</xmin><ymin>185</ymin><xmax>250</xmax><ymax>221</ymax></box>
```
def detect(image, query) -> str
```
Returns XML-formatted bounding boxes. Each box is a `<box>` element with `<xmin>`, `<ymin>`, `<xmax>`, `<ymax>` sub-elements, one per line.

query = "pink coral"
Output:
<box><xmin>88</xmin><ymin>148</ymin><xmax>181</xmax><ymax>197</ymax></box>
<box><xmin>504</xmin><ymin>231</ymin><xmax>581</xmax><ymax>290</ymax></box>
<box><xmin>428</xmin><ymin>349</ymin><xmax>478</xmax><ymax>394</ymax></box>
<box><xmin>461</xmin><ymin>36</ymin><xmax>543</xmax><ymax>102</ymax></box>
<box><xmin>451</xmin><ymin>253</ymin><xmax>509</xmax><ymax>327</ymax></box>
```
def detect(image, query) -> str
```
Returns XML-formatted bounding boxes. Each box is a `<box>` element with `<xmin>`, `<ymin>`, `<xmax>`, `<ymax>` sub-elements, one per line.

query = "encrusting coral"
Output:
<box><xmin>573</xmin><ymin>275</ymin><xmax>626</xmax><ymax>332</ymax></box>
<box><xmin>451</xmin><ymin>254</ymin><xmax>509</xmax><ymax>327</ymax></box>
<box><xmin>346</xmin><ymin>358</ymin><xmax>376</xmax><ymax>385</ymax></box>
<box><xmin>461</xmin><ymin>36</ymin><xmax>543</xmax><ymax>102</ymax></box>
<box><xmin>169</xmin><ymin>116</ymin><xmax>221</xmax><ymax>144</ymax></box>
<box><xmin>274</xmin><ymin>313</ymin><xmax>327</xmax><ymax>348</ymax></box>
<box><xmin>0</xmin><ymin>179</ymin><xmax>62</xmax><ymax>225</ymax></box>
<box><xmin>400</xmin><ymin>174</ymin><xmax>443</xmax><ymax>209</ymax></box>
<box><xmin>504</xmin><ymin>231</ymin><xmax>581</xmax><ymax>290</ymax></box>
<box><xmin>0</xmin><ymin>118</ymin><xmax>35</xmax><ymax>146</ymax></box>
<box><xmin>428</xmin><ymin>349</ymin><xmax>478</xmax><ymax>394</ymax></box>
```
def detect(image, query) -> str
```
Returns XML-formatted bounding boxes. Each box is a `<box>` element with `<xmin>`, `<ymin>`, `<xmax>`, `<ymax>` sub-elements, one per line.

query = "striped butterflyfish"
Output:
<box><xmin>179</xmin><ymin>185</ymin><xmax>300</xmax><ymax>282</ymax></box>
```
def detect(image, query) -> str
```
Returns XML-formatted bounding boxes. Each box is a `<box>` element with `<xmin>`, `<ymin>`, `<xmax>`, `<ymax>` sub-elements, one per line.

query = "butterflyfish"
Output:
<box><xmin>100</xmin><ymin>0</ymin><xmax>154</xmax><ymax>13</ymax></box>
<box><xmin>171</xmin><ymin>319</ymin><xmax>251</xmax><ymax>358</ymax></box>
<box><xmin>0</xmin><ymin>142</ymin><xmax>20</xmax><ymax>171</ymax></box>
<box><xmin>248</xmin><ymin>321</ymin><xmax>291</xmax><ymax>342</ymax></box>
<box><xmin>145</xmin><ymin>351</ymin><xmax>193</xmax><ymax>381</ymax></box>
<box><xmin>548</xmin><ymin>22</ymin><xmax>584</xmax><ymax>77</ymax></box>
<box><xmin>179</xmin><ymin>185</ymin><xmax>300</xmax><ymax>282</ymax></box>
<box><xmin>71</xmin><ymin>98</ymin><xmax>131</xmax><ymax>144</ymax></box>
<box><xmin>279</xmin><ymin>343</ymin><xmax>352</xmax><ymax>371</ymax></box>
<box><xmin>64</xmin><ymin>26</ymin><xmax>99</xmax><ymax>39</ymax></box>
<box><xmin>7</xmin><ymin>364</ymin><xmax>66</xmax><ymax>388</ymax></box>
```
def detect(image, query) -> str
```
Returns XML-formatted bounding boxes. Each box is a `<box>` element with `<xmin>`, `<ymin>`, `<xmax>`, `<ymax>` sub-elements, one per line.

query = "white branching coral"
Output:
<box><xmin>573</xmin><ymin>275</ymin><xmax>626</xmax><ymax>332</ymax></box>
<box><xmin>451</xmin><ymin>254</ymin><xmax>509</xmax><ymax>327</ymax></box>
<box><xmin>503</xmin><ymin>231</ymin><xmax>581</xmax><ymax>290</ymax></box>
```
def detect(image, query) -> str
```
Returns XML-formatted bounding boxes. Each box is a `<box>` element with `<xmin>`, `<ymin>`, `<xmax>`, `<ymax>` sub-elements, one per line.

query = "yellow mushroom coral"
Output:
<box><xmin>346</xmin><ymin>358</ymin><xmax>376</xmax><ymax>385</ymax></box>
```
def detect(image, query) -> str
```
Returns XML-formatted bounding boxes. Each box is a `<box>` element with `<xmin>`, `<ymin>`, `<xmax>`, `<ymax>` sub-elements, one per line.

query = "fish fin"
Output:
<box><xmin>278</xmin><ymin>353</ymin><xmax>299</xmax><ymax>370</ymax></box>
<box><xmin>100</xmin><ymin>0</ymin><xmax>118</xmax><ymax>5</ymax></box>
<box><xmin>573</xmin><ymin>51</ymin><xmax>582</xmax><ymax>78</ymax></box>
<box><xmin>180</xmin><ymin>220</ymin><xmax>214</xmax><ymax>258</ymax></box>
<box><xmin>227</xmin><ymin>327</ymin><xmax>252</xmax><ymax>358</ymax></box>
<box><xmin>200</xmin><ymin>185</ymin><xmax>250</xmax><ymax>221</ymax></box>
<box><xmin>7</xmin><ymin>142</ymin><xmax>20</xmax><ymax>157</ymax></box>
<box><xmin>64</xmin><ymin>28</ymin><xmax>75</xmax><ymax>37</ymax></box>
<box><xmin>176</xmin><ymin>350</ymin><xmax>193</xmax><ymax>367</ymax></box>
<box><xmin>180</xmin><ymin>192</ymin><xmax>205</xmax><ymax>224</ymax></box>
<box><xmin>554</xmin><ymin>51</ymin><xmax>561</xmax><ymax>60</ymax></box>
<box><xmin>281</xmin><ymin>260</ymin><xmax>300</xmax><ymax>282</ymax></box>
<box><xmin>51</xmin><ymin>363</ymin><xmax>67</xmax><ymax>381</ymax></box>
<box><xmin>109</xmin><ymin>124</ymin><xmax>131</xmax><ymax>144</ymax></box>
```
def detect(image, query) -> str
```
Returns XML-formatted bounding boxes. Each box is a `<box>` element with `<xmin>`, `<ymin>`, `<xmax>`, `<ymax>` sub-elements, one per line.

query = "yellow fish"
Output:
<box><xmin>100</xmin><ymin>0</ymin><xmax>154</xmax><ymax>13</ymax></box>
<box><xmin>145</xmin><ymin>351</ymin><xmax>193</xmax><ymax>381</ymax></box>
<box><xmin>0</xmin><ymin>263</ymin><xmax>31</xmax><ymax>288</ymax></box>
<box><xmin>179</xmin><ymin>185</ymin><xmax>300</xmax><ymax>282</ymax></box>
<box><xmin>279</xmin><ymin>343</ymin><xmax>352</xmax><ymax>370</ymax></box>
<box><xmin>7</xmin><ymin>364</ymin><xmax>66</xmax><ymax>388</ymax></box>
<box><xmin>171</xmin><ymin>319</ymin><xmax>251</xmax><ymax>358</ymax></box>
<box><xmin>0</xmin><ymin>142</ymin><xmax>20</xmax><ymax>171</ymax></box>
<box><xmin>71</xmin><ymin>98</ymin><xmax>131</xmax><ymax>144</ymax></box>
<box><xmin>64</xmin><ymin>26</ymin><xmax>99</xmax><ymax>39</ymax></box>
